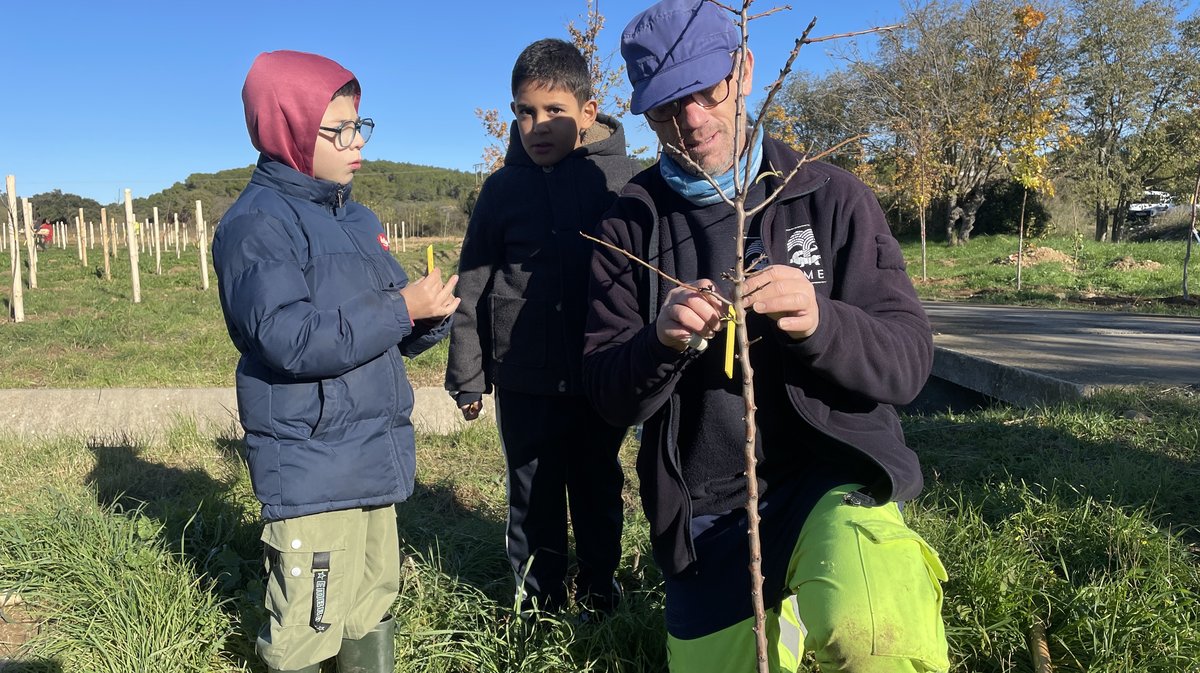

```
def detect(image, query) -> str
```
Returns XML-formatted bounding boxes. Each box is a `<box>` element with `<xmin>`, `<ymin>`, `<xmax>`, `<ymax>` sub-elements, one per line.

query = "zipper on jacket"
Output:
<box><xmin>336</xmin><ymin>186</ymin><xmax>345</xmax><ymax>209</ymax></box>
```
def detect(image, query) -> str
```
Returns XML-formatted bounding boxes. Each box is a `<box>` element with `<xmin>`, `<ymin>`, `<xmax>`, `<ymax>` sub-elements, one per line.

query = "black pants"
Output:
<box><xmin>495</xmin><ymin>388</ymin><xmax>626</xmax><ymax>611</ymax></box>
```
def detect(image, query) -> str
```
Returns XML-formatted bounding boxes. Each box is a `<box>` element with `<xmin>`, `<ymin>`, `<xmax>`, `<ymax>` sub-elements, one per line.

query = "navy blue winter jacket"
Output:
<box><xmin>213</xmin><ymin>157</ymin><xmax>448</xmax><ymax>521</ymax></box>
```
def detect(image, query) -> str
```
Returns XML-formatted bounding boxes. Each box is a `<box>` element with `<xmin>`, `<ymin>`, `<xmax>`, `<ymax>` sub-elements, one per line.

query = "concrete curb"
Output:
<box><xmin>0</xmin><ymin>387</ymin><xmax>496</xmax><ymax>441</ymax></box>
<box><xmin>0</xmin><ymin>346</ymin><xmax>1098</xmax><ymax>441</ymax></box>
<box><xmin>930</xmin><ymin>346</ymin><xmax>1099</xmax><ymax>407</ymax></box>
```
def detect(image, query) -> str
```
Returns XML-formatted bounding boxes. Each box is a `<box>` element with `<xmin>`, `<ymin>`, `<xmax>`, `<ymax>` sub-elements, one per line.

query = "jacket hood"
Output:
<box><xmin>242</xmin><ymin>50</ymin><xmax>359</xmax><ymax>178</ymax></box>
<box><xmin>504</xmin><ymin>113</ymin><xmax>628</xmax><ymax>167</ymax></box>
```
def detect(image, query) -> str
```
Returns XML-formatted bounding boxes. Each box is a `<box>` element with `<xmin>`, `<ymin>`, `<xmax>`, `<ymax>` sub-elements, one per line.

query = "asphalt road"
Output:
<box><xmin>923</xmin><ymin>301</ymin><xmax>1200</xmax><ymax>391</ymax></box>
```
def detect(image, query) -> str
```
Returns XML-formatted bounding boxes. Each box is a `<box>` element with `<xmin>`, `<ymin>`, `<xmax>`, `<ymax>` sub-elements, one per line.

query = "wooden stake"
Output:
<box><xmin>401</xmin><ymin>220</ymin><xmax>407</xmax><ymax>252</ymax></box>
<box><xmin>196</xmin><ymin>201</ymin><xmax>210</xmax><ymax>290</ymax></box>
<box><xmin>124</xmin><ymin>189</ymin><xmax>141</xmax><ymax>303</ymax></box>
<box><xmin>88</xmin><ymin>218</ymin><xmax>95</xmax><ymax>249</ymax></box>
<box><xmin>100</xmin><ymin>208</ymin><xmax>112</xmax><ymax>280</ymax></box>
<box><xmin>78</xmin><ymin>209</ymin><xmax>88</xmax><ymax>267</ymax></box>
<box><xmin>22</xmin><ymin>198</ymin><xmax>37</xmax><ymax>289</ymax></box>
<box><xmin>152</xmin><ymin>207</ymin><xmax>162</xmax><ymax>275</ymax></box>
<box><xmin>173</xmin><ymin>212</ymin><xmax>181</xmax><ymax>259</ymax></box>
<box><xmin>7</xmin><ymin>175</ymin><xmax>24</xmax><ymax>322</ymax></box>
<box><xmin>1030</xmin><ymin>621</ymin><xmax>1053</xmax><ymax>673</ymax></box>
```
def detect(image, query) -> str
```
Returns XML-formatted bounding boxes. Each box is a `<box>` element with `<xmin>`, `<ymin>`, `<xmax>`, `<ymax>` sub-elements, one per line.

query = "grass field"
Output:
<box><xmin>1</xmin><ymin>388</ymin><xmax>1197</xmax><ymax>672</ymax></box>
<box><xmin>0</xmin><ymin>237</ymin><xmax>458</xmax><ymax>389</ymax></box>
<box><xmin>903</xmin><ymin>233</ymin><xmax>1200</xmax><ymax>313</ymax></box>
<box><xmin>0</xmin><ymin>232</ymin><xmax>1198</xmax><ymax>671</ymax></box>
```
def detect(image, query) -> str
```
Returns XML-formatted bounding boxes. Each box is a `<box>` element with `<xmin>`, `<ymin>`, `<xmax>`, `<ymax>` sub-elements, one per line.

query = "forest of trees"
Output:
<box><xmin>6</xmin><ymin>160</ymin><xmax>479</xmax><ymax>238</ymax></box>
<box><xmin>764</xmin><ymin>0</ymin><xmax>1200</xmax><ymax>244</ymax></box>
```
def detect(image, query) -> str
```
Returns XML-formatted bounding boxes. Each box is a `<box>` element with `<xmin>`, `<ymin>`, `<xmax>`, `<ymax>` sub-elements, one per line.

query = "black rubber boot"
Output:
<box><xmin>266</xmin><ymin>664</ymin><xmax>321</xmax><ymax>673</ymax></box>
<box><xmin>335</xmin><ymin>615</ymin><xmax>396</xmax><ymax>673</ymax></box>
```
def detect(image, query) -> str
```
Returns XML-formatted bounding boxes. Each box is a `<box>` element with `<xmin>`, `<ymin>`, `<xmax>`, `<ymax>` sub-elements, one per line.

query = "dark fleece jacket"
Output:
<box><xmin>582</xmin><ymin>135</ymin><xmax>933</xmax><ymax>575</ymax></box>
<box><xmin>445</xmin><ymin>114</ymin><xmax>639</xmax><ymax>400</ymax></box>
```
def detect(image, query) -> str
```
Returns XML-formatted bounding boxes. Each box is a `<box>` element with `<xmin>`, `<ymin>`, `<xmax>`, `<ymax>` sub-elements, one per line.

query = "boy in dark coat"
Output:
<box><xmin>213</xmin><ymin>50</ymin><xmax>459</xmax><ymax>673</ymax></box>
<box><xmin>445</xmin><ymin>38</ymin><xmax>637</xmax><ymax>616</ymax></box>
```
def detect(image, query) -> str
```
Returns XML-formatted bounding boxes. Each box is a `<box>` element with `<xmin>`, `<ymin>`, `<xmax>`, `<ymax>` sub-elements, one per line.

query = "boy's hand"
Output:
<box><xmin>459</xmin><ymin>400</ymin><xmax>483</xmax><ymax>421</ymax></box>
<box><xmin>743</xmin><ymin>265</ymin><xmax>820</xmax><ymax>340</ymax></box>
<box><xmin>656</xmin><ymin>279</ymin><xmax>726</xmax><ymax>351</ymax></box>
<box><xmin>399</xmin><ymin>267</ymin><xmax>460</xmax><ymax>321</ymax></box>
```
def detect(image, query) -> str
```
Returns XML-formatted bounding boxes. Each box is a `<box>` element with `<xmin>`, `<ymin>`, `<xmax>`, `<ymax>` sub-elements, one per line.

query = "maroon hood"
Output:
<box><xmin>241</xmin><ymin>50</ymin><xmax>359</xmax><ymax>177</ymax></box>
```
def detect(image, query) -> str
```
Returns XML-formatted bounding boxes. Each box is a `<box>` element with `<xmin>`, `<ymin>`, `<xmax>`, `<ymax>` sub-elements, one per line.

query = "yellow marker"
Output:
<box><xmin>724</xmin><ymin>306</ymin><xmax>736</xmax><ymax>379</ymax></box>
<box><xmin>426</xmin><ymin>245</ymin><xmax>434</xmax><ymax>275</ymax></box>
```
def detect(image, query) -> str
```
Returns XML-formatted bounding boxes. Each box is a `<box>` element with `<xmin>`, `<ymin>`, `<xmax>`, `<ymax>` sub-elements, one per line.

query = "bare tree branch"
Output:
<box><xmin>581</xmin><ymin>231</ymin><xmax>733</xmax><ymax>307</ymax></box>
<box><xmin>805</xmin><ymin>24</ymin><xmax>902</xmax><ymax>44</ymax></box>
<box><xmin>747</xmin><ymin>134</ymin><xmax>868</xmax><ymax>217</ymax></box>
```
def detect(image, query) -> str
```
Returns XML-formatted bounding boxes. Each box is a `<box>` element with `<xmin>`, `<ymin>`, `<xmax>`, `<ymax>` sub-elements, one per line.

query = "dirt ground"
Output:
<box><xmin>993</xmin><ymin>245</ymin><xmax>1077</xmax><ymax>268</ymax></box>
<box><xmin>1107</xmin><ymin>255</ymin><xmax>1164</xmax><ymax>271</ymax></box>
<box><xmin>0</xmin><ymin>598</ymin><xmax>37</xmax><ymax>662</ymax></box>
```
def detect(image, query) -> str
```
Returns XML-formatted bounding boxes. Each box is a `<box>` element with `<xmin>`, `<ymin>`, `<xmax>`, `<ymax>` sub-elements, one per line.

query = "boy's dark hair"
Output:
<box><xmin>333</xmin><ymin>78</ymin><xmax>361</xmax><ymax>100</ymax></box>
<box><xmin>511</xmin><ymin>39</ymin><xmax>592</xmax><ymax>102</ymax></box>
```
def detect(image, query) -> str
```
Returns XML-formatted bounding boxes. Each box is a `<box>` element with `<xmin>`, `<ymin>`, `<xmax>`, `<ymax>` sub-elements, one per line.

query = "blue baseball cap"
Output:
<box><xmin>621</xmin><ymin>0</ymin><xmax>740</xmax><ymax>116</ymax></box>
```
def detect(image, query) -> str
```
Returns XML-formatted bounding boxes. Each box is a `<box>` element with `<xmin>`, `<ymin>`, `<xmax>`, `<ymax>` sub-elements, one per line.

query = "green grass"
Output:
<box><xmin>902</xmin><ymin>234</ymin><xmax>1200</xmax><ymax>315</ymax></box>
<box><xmin>1</xmin><ymin>388</ymin><xmax>1197</xmax><ymax>671</ymax></box>
<box><xmin>2</xmin><ymin>230</ymin><xmax>1198</xmax><ymax>670</ymax></box>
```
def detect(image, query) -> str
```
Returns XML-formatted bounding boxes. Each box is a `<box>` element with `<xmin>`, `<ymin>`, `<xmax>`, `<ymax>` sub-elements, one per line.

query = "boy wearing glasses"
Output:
<box><xmin>213</xmin><ymin>50</ymin><xmax>459</xmax><ymax>673</ymax></box>
<box><xmin>583</xmin><ymin>1</ymin><xmax>949</xmax><ymax>671</ymax></box>
<box><xmin>445</xmin><ymin>38</ymin><xmax>637</xmax><ymax>618</ymax></box>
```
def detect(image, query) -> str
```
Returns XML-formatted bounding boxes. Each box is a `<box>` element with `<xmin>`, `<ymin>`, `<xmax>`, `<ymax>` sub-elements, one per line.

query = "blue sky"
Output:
<box><xmin>2</xmin><ymin>0</ymin><xmax>907</xmax><ymax>204</ymax></box>
<box><xmin>5</xmin><ymin>0</ymin><xmax>1191</xmax><ymax>206</ymax></box>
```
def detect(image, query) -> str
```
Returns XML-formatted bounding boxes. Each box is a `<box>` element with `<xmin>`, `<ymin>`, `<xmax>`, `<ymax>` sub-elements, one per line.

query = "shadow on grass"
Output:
<box><xmin>395</xmin><ymin>479</ymin><xmax>511</xmax><ymax>603</ymax></box>
<box><xmin>83</xmin><ymin>434</ymin><xmax>263</xmax><ymax>670</ymax></box>
<box><xmin>0</xmin><ymin>660</ymin><xmax>64</xmax><ymax>673</ymax></box>
<box><xmin>904</xmin><ymin>390</ymin><xmax>1200</xmax><ymax>538</ymax></box>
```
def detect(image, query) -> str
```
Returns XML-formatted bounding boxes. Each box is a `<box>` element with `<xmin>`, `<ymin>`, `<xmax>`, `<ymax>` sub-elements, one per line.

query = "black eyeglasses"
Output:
<box><xmin>319</xmin><ymin>117</ymin><xmax>374</xmax><ymax>149</ymax></box>
<box><xmin>645</xmin><ymin>74</ymin><xmax>734</xmax><ymax>123</ymax></box>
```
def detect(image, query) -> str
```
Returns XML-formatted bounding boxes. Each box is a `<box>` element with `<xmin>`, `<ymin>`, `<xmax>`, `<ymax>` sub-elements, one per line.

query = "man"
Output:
<box><xmin>582</xmin><ymin>1</ymin><xmax>950</xmax><ymax>671</ymax></box>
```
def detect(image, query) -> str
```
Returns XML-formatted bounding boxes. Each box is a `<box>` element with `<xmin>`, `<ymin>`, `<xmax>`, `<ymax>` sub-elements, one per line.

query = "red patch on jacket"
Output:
<box><xmin>378</xmin><ymin>233</ymin><xmax>390</xmax><ymax>250</ymax></box>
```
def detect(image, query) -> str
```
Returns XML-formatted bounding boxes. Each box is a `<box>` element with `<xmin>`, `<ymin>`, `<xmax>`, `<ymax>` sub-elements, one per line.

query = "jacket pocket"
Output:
<box><xmin>261</xmin><ymin>511</ymin><xmax>350</xmax><ymax>629</ymax></box>
<box><xmin>269</xmin><ymin>379</ymin><xmax>324</xmax><ymax>441</ymax></box>
<box><xmin>311</xmin><ymin>378</ymin><xmax>339</xmax><ymax>437</ymax></box>
<box><xmin>490</xmin><ymin>295</ymin><xmax>547</xmax><ymax>368</ymax></box>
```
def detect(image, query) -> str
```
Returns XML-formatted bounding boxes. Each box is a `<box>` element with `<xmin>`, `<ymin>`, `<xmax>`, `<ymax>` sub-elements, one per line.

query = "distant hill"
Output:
<box><xmin>118</xmin><ymin>160</ymin><xmax>479</xmax><ymax>234</ymax></box>
<box><xmin>5</xmin><ymin>160</ymin><xmax>479</xmax><ymax>237</ymax></box>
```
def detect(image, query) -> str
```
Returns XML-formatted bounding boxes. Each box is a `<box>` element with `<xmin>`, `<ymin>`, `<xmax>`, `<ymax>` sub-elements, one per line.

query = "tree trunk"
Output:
<box><xmin>1110</xmin><ymin>203</ymin><xmax>1128</xmax><ymax>243</ymax></box>
<box><xmin>945</xmin><ymin>196</ymin><xmax>962</xmax><ymax>246</ymax></box>
<box><xmin>1093</xmin><ymin>203</ymin><xmax>1108</xmax><ymax>242</ymax></box>
<box><xmin>1184</xmin><ymin>168</ymin><xmax>1200</xmax><ymax>301</ymax></box>
<box><xmin>959</xmin><ymin>192</ymin><xmax>986</xmax><ymax>244</ymax></box>
<box><xmin>919</xmin><ymin>208</ymin><xmax>928</xmax><ymax>282</ymax></box>
<box><xmin>1017</xmin><ymin>189</ymin><xmax>1027</xmax><ymax>291</ymax></box>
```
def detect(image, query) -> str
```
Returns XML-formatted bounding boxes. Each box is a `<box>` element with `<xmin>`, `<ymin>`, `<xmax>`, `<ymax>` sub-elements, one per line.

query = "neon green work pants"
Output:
<box><xmin>667</xmin><ymin>485</ymin><xmax>949</xmax><ymax>673</ymax></box>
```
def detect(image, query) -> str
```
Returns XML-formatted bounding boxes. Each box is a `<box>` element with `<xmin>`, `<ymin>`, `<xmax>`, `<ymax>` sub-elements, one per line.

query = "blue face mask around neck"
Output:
<box><xmin>658</xmin><ymin>122</ymin><xmax>764</xmax><ymax>206</ymax></box>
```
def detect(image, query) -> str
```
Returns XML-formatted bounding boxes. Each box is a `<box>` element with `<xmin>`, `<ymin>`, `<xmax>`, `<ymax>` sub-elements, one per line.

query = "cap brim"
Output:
<box><xmin>630</xmin><ymin>50</ymin><xmax>733</xmax><ymax>116</ymax></box>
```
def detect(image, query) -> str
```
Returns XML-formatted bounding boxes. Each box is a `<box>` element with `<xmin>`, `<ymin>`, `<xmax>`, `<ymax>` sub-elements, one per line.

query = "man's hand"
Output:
<box><xmin>656</xmin><ymin>279</ymin><xmax>726</xmax><ymax>351</ymax></box>
<box><xmin>743</xmin><ymin>265</ymin><xmax>819</xmax><ymax>340</ymax></box>
<box><xmin>459</xmin><ymin>400</ymin><xmax>483</xmax><ymax>421</ymax></box>
<box><xmin>399</xmin><ymin>267</ymin><xmax>460</xmax><ymax>321</ymax></box>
